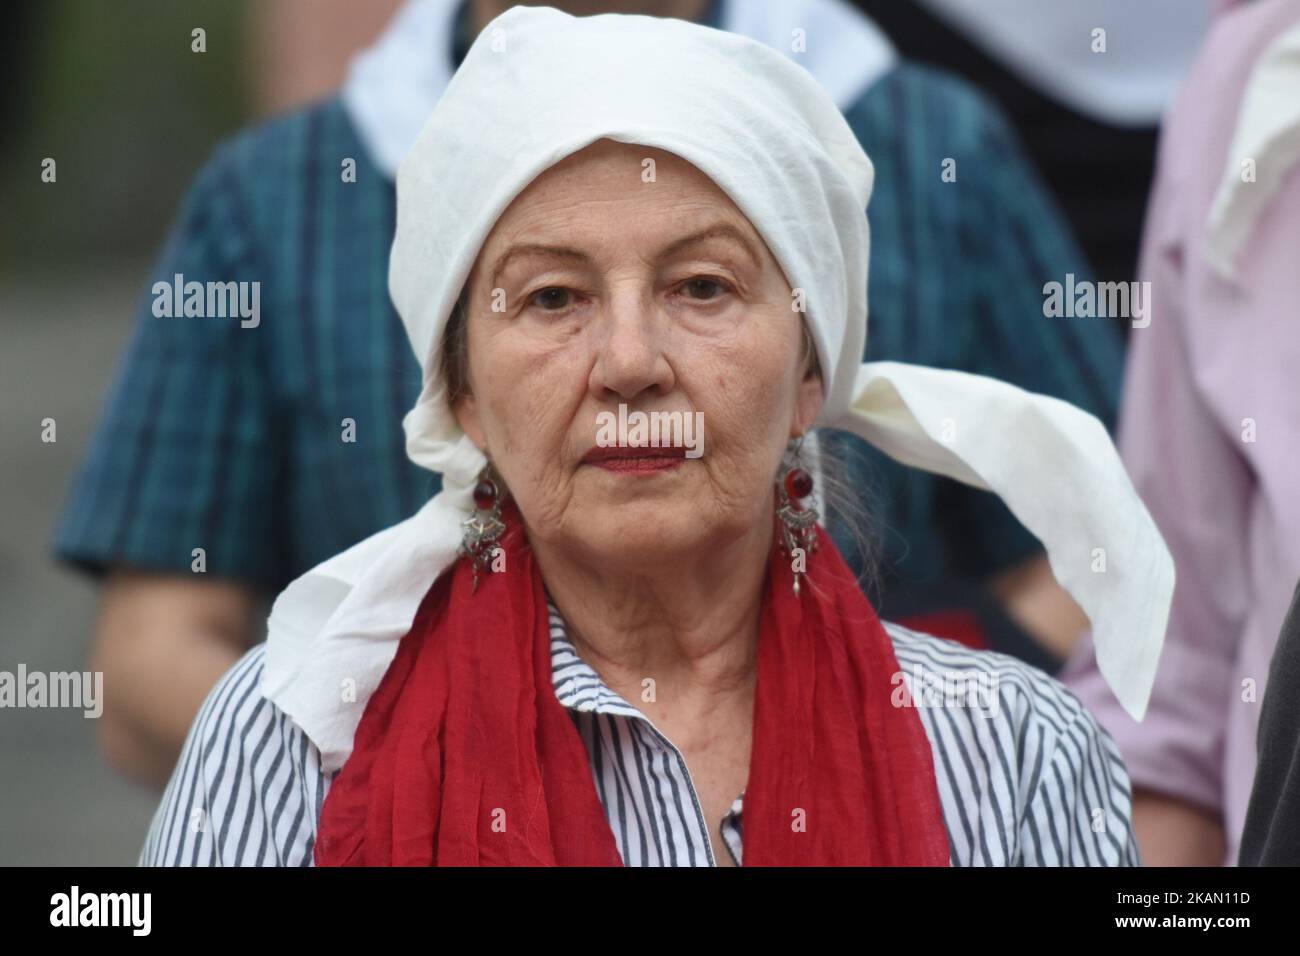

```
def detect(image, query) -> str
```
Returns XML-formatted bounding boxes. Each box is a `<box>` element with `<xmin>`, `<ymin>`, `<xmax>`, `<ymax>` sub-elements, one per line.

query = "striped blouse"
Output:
<box><xmin>140</xmin><ymin>605</ymin><xmax>1140</xmax><ymax>867</ymax></box>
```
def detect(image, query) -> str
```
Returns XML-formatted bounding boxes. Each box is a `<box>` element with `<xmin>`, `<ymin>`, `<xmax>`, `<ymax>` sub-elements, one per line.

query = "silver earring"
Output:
<box><xmin>461</xmin><ymin>463</ymin><xmax>505</xmax><ymax>593</ymax></box>
<box><xmin>776</xmin><ymin>435</ymin><xmax>819</xmax><ymax>596</ymax></box>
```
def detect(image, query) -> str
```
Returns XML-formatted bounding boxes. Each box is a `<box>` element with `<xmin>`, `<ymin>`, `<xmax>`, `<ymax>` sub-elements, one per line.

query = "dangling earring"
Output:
<box><xmin>776</xmin><ymin>435</ymin><xmax>819</xmax><ymax>596</ymax></box>
<box><xmin>461</xmin><ymin>463</ymin><xmax>506</xmax><ymax>593</ymax></box>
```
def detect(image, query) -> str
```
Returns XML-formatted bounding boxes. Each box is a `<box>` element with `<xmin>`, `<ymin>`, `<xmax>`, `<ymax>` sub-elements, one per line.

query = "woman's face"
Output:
<box><xmin>454</xmin><ymin>139</ymin><xmax>822</xmax><ymax>571</ymax></box>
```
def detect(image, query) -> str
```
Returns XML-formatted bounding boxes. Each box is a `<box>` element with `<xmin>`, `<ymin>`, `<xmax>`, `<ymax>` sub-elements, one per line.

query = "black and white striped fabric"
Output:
<box><xmin>140</xmin><ymin>605</ymin><xmax>1140</xmax><ymax>866</ymax></box>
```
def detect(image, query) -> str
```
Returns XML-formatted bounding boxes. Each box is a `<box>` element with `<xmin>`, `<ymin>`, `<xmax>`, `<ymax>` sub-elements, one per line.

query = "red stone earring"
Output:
<box><xmin>776</xmin><ymin>436</ymin><xmax>819</xmax><ymax>596</ymax></box>
<box><xmin>461</xmin><ymin>464</ymin><xmax>506</xmax><ymax>593</ymax></box>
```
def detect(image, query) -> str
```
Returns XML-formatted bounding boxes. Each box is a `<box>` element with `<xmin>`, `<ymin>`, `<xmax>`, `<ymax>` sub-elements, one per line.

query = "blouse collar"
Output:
<box><xmin>546</xmin><ymin>598</ymin><xmax>649</xmax><ymax>719</ymax></box>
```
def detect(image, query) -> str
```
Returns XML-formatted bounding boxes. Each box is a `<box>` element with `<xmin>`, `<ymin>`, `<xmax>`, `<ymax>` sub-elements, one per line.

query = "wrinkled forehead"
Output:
<box><xmin>467</xmin><ymin>139</ymin><xmax>787</xmax><ymax>287</ymax></box>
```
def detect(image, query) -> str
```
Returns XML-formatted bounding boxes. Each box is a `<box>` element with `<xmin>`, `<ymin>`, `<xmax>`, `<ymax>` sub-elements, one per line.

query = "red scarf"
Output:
<box><xmin>314</xmin><ymin>499</ymin><xmax>951</xmax><ymax>866</ymax></box>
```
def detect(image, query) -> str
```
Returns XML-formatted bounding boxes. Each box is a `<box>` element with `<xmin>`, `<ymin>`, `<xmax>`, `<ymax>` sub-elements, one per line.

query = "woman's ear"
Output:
<box><xmin>791</xmin><ymin>370</ymin><xmax>823</xmax><ymax>438</ymax></box>
<box><xmin>790</xmin><ymin>323</ymin><xmax>824</xmax><ymax>437</ymax></box>
<box><xmin>453</xmin><ymin>393</ymin><xmax>487</xmax><ymax>451</ymax></box>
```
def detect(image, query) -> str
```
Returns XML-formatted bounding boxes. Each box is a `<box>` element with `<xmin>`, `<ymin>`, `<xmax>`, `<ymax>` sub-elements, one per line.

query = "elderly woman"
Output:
<box><xmin>141</xmin><ymin>6</ymin><xmax>1171</xmax><ymax>867</ymax></box>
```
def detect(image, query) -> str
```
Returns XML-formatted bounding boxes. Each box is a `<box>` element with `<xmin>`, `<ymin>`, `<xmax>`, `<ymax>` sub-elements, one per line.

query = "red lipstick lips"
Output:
<box><xmin>582</xmin><ymin>444</ymin><xmax>687</xmax><ymax>473</ymax></box>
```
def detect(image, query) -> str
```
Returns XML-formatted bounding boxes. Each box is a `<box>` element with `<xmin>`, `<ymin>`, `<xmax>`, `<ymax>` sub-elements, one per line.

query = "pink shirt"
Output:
<box><xmin>1061</xmin><ymin>0</ymin><xmax>1300</xmax><ymax>865</ymax></box>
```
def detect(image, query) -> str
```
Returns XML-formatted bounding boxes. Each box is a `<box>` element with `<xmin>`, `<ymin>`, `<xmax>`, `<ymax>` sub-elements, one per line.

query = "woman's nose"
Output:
<box><xmin>588</xmin><ymin>290</ymin><xmax>675</xmax><ymax>401</ymax></box>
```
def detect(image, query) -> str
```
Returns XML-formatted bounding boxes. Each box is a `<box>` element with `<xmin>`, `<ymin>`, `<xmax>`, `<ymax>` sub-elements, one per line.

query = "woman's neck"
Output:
<box><xmin>531</xmin><ymin>518</ymin><xmax>773</xmax><ymax>738</ymax></box>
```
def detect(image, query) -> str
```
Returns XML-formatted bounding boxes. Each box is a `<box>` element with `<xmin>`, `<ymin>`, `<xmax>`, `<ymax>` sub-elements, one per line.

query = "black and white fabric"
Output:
<box><xmin>141</xmin><ymin>607</ymin><xmax>1139</xmax><ymax>867</ymax></box>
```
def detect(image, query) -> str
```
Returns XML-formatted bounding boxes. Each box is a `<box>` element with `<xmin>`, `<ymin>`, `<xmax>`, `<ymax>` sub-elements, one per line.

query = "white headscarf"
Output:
<box><xmin>263</xmin><ymin>5</ymin><xmax>1173</xmax><ymax>774</ymax></box>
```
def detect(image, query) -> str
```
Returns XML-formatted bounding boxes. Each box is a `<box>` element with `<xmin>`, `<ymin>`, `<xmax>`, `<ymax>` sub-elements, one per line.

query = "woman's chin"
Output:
<box><xmin>573</xmin><ymin>457</ymin><xmax>699</xmax><ymax>505</ymax></box>
<box><xmin>570</xmin><ymin>498</ymin><xmax>738</xmax><ymax>567</ymax></box>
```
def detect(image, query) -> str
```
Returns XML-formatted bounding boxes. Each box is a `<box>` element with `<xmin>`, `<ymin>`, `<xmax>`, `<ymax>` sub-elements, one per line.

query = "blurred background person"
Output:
<box><xmin>1062</xmin><ymin>0</ymin><xmax>1300</xmax><ymax>867</ymax></box>
<box><xmin>1241</xmin><ymin>580</ymin><xmax>1300</xmax><ymax>865</ymax></box>
<box><xmin>2</xmin><ymin>0</ymin><xmax>251</xmax><ymax>864</ymax></box>
<box><xmin>860</xmin><ymin>0</ymin><xmax>1212</xmax><ymax>300</ymax></box>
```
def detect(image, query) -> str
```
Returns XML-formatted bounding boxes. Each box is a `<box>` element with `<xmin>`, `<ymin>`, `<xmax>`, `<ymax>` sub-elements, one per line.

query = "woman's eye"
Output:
<box><xmin>529</xmin><ymin>287</ymin><xmax>573</xmax><ymax>311</ymax></box>
<box><xmin>681</xmin><ymin>277</ymin><xmax>730</xmax><ymax>301</ymax></box>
